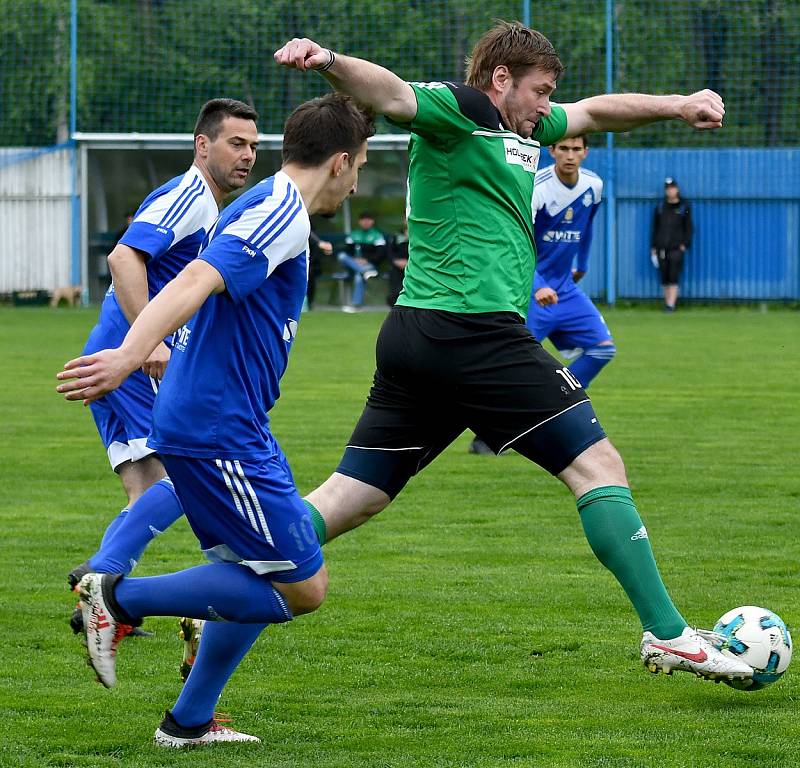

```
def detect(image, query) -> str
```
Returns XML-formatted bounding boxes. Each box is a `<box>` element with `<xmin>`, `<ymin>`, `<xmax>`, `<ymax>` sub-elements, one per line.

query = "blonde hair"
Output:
<box><xmin>465</xmin><ymin>20</ymin><xmax>564</xmax><ymax>90</ymax></box>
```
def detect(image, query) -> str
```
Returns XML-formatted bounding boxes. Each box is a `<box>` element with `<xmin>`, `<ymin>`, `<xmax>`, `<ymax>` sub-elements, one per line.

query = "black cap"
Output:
<box><xmin>664</xmin><ymin>177</ymin><xmax>678</xmax><ymax>187</ymax></box>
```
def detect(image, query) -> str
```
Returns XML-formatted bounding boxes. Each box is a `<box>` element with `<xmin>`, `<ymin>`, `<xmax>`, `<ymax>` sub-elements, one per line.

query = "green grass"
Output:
<box><xmin>1</xmin><ymin>305</ymin><xmax>798</xmax><ymax>768</ymax></box>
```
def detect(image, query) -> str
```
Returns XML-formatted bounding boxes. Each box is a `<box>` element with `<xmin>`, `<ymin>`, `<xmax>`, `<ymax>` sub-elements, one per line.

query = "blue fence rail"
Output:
<box><xmin>544</xmin><ymin>149</ymin><xmax>800</xmax><ymax>301</ymax></box>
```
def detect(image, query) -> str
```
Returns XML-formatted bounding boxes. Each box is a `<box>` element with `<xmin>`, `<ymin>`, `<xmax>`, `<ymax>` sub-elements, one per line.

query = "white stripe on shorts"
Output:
<box><xmin>233</xmin><ymin>459</ymin><xmax>274</xmax><ymax>546</ymax></box>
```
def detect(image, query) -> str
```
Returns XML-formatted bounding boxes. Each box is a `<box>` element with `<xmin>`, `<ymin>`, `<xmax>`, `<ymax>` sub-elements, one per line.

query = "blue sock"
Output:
<box><xmin>569</xmin><ymin>344</ymin><xmax>616</xmax><ymax>389</ymax></box>
<box><xmin>89</xmin><ymin>478</ymin><xmax>184</xmax><ymax>574</ymax></box>
<box><xmin>172</xmin><ymin>621</ymin><xmax>266</xmax><ymax>727</ymax></box>
<box><xmin>98</xmin><ymin>507</ymin><xmax>129</xmax><ymax>549</ymax></box>
<box><xmin>114</xmin><ymin>563</ymin><xmax>293</xmax><ymax>624</ymax></box>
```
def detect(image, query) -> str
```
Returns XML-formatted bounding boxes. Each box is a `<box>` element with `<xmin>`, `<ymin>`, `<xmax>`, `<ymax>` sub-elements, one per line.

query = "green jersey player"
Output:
<box><xmin>275</xmin><ymin>22</ymin><xmax>751</xmax><ymax>684</ymax></box>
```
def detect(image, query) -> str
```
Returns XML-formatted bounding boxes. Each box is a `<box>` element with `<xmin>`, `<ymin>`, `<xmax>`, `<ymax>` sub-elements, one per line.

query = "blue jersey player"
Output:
<box><xmin>527</xmin><ymin>135</ymin><xmax>615</xmax><ymax>388</ymax></box>
<box><xmin>57</xmin><ymin>94</ymin><xmax>374</xmax><ymax>748</ymax></box>
<box><xmin>67</xmin><ymin>99</ymin><xmax>259</xmax><ymax>638</ymax></box>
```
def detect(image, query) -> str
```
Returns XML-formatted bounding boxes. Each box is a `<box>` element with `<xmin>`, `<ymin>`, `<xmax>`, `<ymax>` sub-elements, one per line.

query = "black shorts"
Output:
<box><xmin>658</xmin><ymin>248</ymin><xmax>685</xmax><ymax>285</ymax></box>
<box><xmin>337</xmin><ymin>307</ymin><xmax>606</xmax><ymax>498</ymax></box>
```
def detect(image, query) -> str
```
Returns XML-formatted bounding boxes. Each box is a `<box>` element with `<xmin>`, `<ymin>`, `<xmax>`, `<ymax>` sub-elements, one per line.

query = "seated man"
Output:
<box><xmin>337</xmin><ymin>210</ymin><xmax>385</xmax><ymax>311</ymax></box>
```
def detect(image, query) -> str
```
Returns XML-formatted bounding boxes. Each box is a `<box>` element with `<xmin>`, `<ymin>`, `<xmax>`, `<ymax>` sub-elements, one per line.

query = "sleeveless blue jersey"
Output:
<box><xmin>532</xmin><ymin>166</ymin><xmax>602</xmax><ymax>298</ymax></box>
<box><xmin>98</xmin><ymin>165</ymin><xmax>219</xmax><ymax>337</ymax></box>
<box><xmin>149</xmin><ymin>171</ymin><xmax>310</xmax><ymax>459</ymax></box>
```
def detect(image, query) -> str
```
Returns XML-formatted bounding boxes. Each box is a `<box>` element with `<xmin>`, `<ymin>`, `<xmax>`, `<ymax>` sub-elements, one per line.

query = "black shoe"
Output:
<box><xmin>468</xmin><ymin>437</ymin><xmax>494</xmax><ymax>455</ymax></box>
<box><xmin>67</xmin><ymin>560</ymin><xmax>93</xmax><ymax>590</ymax></box>
<box><xmin>69</xmin><ymin>604</ymin><xmax>84</xmax><ymax>635</ymax></box>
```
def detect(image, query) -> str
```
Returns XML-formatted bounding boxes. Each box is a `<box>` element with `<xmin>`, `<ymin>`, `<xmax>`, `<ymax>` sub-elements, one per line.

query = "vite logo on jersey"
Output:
<box><xmin>542</xmin><ymin>230</ymin><xmax>582</xmax><ymax>243</ymax></box>
<box><xmin>503</xmin><ymin>139</ymin><xmax>539</xmax><ymax>173</ymax></box>
<box><xmin>241</xmin><ymin>244</ymin><xmax>257</xmax><ymax>257</ymax></box>
<box><xmin>174</xmin><ymin>324</ymin><xmax>192</xmax><ymax>352</ymax></box>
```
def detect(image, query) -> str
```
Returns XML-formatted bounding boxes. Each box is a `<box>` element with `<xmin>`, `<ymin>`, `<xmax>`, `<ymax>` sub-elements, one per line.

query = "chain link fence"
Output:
<box><xmin>2</xmin><ymin>0</ymin><xmax>798</xmax><ymax>147</ymax></box>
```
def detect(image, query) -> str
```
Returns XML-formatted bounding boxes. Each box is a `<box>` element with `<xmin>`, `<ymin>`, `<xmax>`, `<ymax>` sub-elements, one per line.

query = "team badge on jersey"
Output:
<box><xmin>564</xmin><ymin>207</ymin><xmax>574</xmax><ymax>222</ymax></box>
<box><xmin>582</xmin><ymin>191</ymin><xmax>594</xmax><ymax>207</ymax></box>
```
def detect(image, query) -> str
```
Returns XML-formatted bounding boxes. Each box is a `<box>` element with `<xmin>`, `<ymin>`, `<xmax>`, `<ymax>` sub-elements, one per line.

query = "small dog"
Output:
<box><xmin>50</xmin><ymin>285</ymin><xmax>82</xmax><ymax>307</ymax></box>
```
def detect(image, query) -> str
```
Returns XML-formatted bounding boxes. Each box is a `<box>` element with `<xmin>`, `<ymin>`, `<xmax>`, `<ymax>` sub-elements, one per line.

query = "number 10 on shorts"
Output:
<box><xmin>556</xmin><ymin>367</ymin><xmax>583</xmax><ymax>390</ymax></box>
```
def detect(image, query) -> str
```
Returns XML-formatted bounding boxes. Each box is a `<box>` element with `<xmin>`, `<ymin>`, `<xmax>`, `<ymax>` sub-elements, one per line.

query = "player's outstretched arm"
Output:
<box><xmin>562</xmin><ymin>90</ymin><xmax>724</xmax><ymax>136</ymax></box>
<box><xmin>274</xmin><ymin>38</ymin><xmax>416</xmax><ymax>122</ymax></box>
<box><xmin>56</xmin><ymin>260</ymin><xmax>224</xmax><ymax>405</ymax></box>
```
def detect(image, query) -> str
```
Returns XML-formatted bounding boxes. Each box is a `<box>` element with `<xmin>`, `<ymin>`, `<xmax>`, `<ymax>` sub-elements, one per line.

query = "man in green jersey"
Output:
<box><xmin>275</xmin><ymin>22</ymin><xmax>753</xmax><ymax>684</ymax></box>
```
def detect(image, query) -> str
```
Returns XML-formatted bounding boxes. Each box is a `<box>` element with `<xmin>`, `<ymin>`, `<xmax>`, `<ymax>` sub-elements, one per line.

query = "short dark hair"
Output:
<box><xmin>358</xmin><ymin>211</ymin><xmax>374</xmax><ymax>220</ymax></box>
<box><xmin>194</xmin><ymin>98</ymin><xmax>258</xmax><ymax>140</ymax></box>
<box><xmin>552</xmin><ymin>134</ymin><xmax>588</xmax><ymax>149</ymax></box>
<box><xmin>466</xmin><ymin>20</ymin><xmax>564</xmax><ymax>90</ymax></box>
<box><xmin>282</xmin><ymin>93</ymin><xmax>375</xmax><ymax>168</ymax></box>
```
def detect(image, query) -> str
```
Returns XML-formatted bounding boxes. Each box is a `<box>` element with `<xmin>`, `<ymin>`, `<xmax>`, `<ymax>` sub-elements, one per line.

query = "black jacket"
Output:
<box><xmin>651</xmin><ymin>199</ymin><xmax>692</xmax><ymax>251</ymax></box>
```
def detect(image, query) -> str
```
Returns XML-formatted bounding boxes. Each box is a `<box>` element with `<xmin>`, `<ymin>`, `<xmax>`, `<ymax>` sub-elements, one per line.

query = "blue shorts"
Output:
<box><xmin>84</xmin><ymin>319</ymin><xmax>159</xmax><ymax>470</ymax></box>
<box><xmin>527</xmin><ymin>289</ymin><xmax>612</xmax><ymax>355</ymax></box>
<box><xmin>161</xmin><ymin>451</ymin><xmax>323</xmax><ymax>583</ymax></box>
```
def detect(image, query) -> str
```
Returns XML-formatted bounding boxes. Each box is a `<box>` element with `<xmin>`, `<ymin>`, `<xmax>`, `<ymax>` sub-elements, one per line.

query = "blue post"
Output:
<box><xmin>604</xmin><ymin>0</ymin><xmax>616</xmax><ymax>305</ymax></box>
<box><xmin>70</xmin><ymin>0</ymin><xmax>82</xmax><ymax>297</ymax></box>
<box><xmin>522</xmin><ymin>0</ymin><xmax>531</xmax><ymax>27</ymax></box>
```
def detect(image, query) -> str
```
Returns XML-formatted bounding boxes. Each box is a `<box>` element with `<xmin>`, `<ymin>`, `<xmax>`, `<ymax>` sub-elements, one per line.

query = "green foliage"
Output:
<box><xmin>1</xmin><ymin>1</ymin><xmax>798</xmax><ymax>146</ymax></box>
<box><xmin>1</xmin><ymin>305</ymin><xmax>799</xmax><ymax>766</ymax></box>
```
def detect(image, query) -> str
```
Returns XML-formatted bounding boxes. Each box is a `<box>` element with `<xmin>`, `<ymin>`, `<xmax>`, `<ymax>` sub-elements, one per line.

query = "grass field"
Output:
<box><xmin>1</xmin><ymin>305</ymin><xmax>798</xmax><ymax>768</ymax></box>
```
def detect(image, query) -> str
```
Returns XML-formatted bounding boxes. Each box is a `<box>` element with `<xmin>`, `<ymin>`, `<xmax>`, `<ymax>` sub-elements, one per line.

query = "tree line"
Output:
<box><xmin>1</xmin><ymin>0</ymin><xmax>797</xmax><ymax>147</ymax></box>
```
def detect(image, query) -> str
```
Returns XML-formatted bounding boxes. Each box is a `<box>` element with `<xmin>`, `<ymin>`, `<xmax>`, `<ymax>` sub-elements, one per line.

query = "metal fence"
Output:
<box><xmin>2</xmin><ymin>0</ymin><xmax>798</xmax><ymax>146</ymax></box>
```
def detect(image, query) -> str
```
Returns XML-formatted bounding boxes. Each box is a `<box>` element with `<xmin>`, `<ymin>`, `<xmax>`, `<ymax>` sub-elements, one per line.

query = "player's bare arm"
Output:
<box><xmin>107</xmin><ymin>243</ymin><xmax>171</xmax><ymax>380</ymax></box>
<box><xmin>274</xmin><ymin>38</ymin><xmax>416</xmax><ymax>122</ymax></box>
<box><xmin>57</xmin><ymin>260</ymin><xmax>225</xmax><ymax>405</ymax></box>
<box><xmin>562</xmin><ymin>90</ymin><xmax>724</xmax><ymax>136</ymax></box>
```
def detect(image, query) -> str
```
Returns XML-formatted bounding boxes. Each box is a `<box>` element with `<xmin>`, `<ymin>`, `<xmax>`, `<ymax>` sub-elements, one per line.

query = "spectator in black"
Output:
<box><xmin>386</xmin><ymin>220</ymin><xmax>408</xmax><ymax>306</ymax></box>
<box><xmin>114</xmin><ymin>211</ymin><xmax>135</xmax><ymax>244</ymax></box>
<box><xmin>651</xmin><ymin>177</ymin><xmax>692</xmax><ymax>312</ymax></box>
<box><xmin>306</xmin><ymin>228</ymin><xmax>333</xmax><ymax>310</ymax></box>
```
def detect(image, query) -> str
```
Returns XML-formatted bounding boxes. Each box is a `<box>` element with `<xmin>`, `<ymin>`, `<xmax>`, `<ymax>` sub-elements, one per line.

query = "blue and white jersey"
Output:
<box><xmin>149</xmin><ymin>171</ymin><xmax>310</xmax><ymax>460</ymax></box>
<box><xmin>98</xmin><ymin>165</ymin><xmax>219</xmax><ymax>336</ymax></box>
<box><xmin>532</xmin><ymin>167</ymin><xmax>602</xmax><ymax>298</ymax></box>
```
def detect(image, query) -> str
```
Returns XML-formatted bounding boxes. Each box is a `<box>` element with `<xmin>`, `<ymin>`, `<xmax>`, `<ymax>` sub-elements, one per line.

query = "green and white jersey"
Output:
<box><xmin>390</xmin><ymin>82</ymin><xmax>567</xmax><ymax>318</ymax></box>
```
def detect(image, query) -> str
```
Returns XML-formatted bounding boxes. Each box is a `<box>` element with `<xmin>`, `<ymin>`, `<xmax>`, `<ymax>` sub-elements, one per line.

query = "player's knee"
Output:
<box><xmin>587</xmin><ymin>342</ymin><xmax>616</xmax><ymax>364</ymax></box>
<box><xmin>560</xmin><ymin>437</ymin><xmax>628</xmax><ymax>494</ymax></box>
<box><xmin>279</xmin><ymin>568</ymin><xmax>329</xmax><ymax>616</ymax></box>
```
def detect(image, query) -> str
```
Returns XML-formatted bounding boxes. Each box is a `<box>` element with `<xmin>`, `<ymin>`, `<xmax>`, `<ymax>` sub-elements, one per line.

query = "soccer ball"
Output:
<box><xmin>713</xmin><ymin>606</ymin><xmax>792</xmax><ymax>691</ymax></box>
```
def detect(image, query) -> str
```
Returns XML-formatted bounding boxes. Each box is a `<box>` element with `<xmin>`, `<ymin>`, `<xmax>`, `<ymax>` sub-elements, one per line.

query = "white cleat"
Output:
<box><xmin>154</xmin><ymin>711</ymin><xmax>261</xmax><ymax>748</ymax></box>
<box><xmin>641</xmin><ymin>626</ymin><xmax>754</xmax><ymax>681</ymax></box>
<box><xmin>78</xmin><ymin>573</ymin><xmax>124</xmax><ymax>688</ymax></box>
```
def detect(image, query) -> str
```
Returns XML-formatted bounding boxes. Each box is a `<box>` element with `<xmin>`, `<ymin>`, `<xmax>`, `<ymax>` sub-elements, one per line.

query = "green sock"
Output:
<box><xmin>577</xmin><ymin>485</ymin><xmax>686</xmax><ymax>640</ymax></box>
<box><xmin>304</xmin><ymin>499</ymin><xmax>326</xmax><ymax>546</ymax></box>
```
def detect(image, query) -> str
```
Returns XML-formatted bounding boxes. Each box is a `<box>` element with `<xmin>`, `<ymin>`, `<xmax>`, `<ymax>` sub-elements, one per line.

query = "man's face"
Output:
<box><xmin>497</xmin><ymin>67</ymin><xmax>557</xmax><ymax>138</ymax></box>
<box><xmin>665</xmin><ymin>184</ymin><xmax>680</xmax><ymax>203</ymax></box>
<box><xmin>358</xmin><ymin>215</ymin><xmax>374</xmax><ymax>230</ymax></box>
<box><xmin>202</xmin><ymin>116</ymin><xmax>259</xmax><ymax>194</ymax></box>
<box><xmin>549</xmin><ymin>138</ymin><xmax>587</xmax><ymax>176</ymax></box>
<box><xmin>318</xmin><ymin>142</ymin><xmax>369</xmax><ymax>216</ymax></box>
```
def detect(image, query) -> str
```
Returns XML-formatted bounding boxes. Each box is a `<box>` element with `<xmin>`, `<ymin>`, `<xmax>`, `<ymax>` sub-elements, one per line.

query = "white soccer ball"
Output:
<box><xmin>713</xmin><ymin>605</ymin><xmax>792</xmax><ymax>691</ymax></box>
